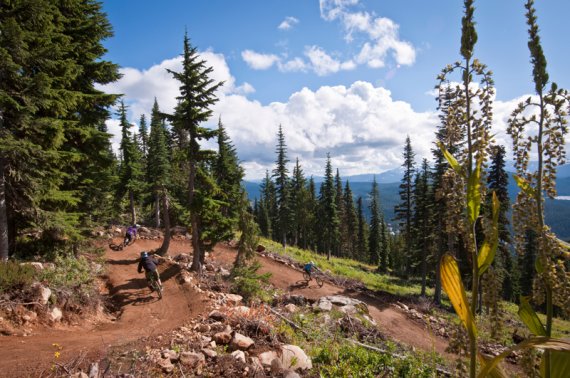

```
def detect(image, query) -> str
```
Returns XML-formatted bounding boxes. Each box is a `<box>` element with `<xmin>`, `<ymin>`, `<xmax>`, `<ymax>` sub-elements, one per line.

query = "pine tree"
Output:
<box><xmin>116</xmin><ymin>100</ymin><xmax>144</xmax><ymax>225</ymax></box>
<box><xmin>413</xmin><ymin>159</ymin><xmax>433</xmax><ymax>296</ymax></box>
<box><xmin>214</xmin><ymin>117</ymin><xmax>244</xmax><ymax>224</ymax></box>
<box><xmin>147</xmin><ymin>99</ymin><xmax>172</xmax><ymax>255</ymax></box>
<box><xmin>290</xmin><ymin>158</ymin><xmax>311</xmax><ymax>247</ymax></box>
<box><xmin>272</xmin><ymin>125</ymin><xmax>291</xmax><ymax>247</ymax></box>
<box><xmin>165</xmin><ymin>33</ymin><xmax>223</xmax><ymax>272</ymax></box>
<box><xmin>139</xmin><ymin>114</ymin><xmax>149</xmax><ymax>158</ymax></box>
<box><xmin>394</xmin><ymin>136</ymin><xmax>416</xmax><ymax>276</ymax></box>
<box><xmin>259</xmin><ymin>171</ymin><xmax>276</xmax><ymax>238</ymax></box>
<box><xmin>334</xmin><ymin>169</ymin><xmax>345</xmax><ymax>257</ymax></box>
<box><xmin>368</xmin><ymin>178</ymin><xmax>383</xmax><ymax>267</ymax></box>
<box><xmin>343</xmin><ymin>180</ymin><xmax>358</xmax><ymax>259</ymax></box>
<box><xmin>318</xmin><ymin>154</ymin><xmax>339</xmax><ymax>260</ymax></box>
<box><xmin>306</xmin><ymin>177</ymin><xmax>319</xmax><ymax>251</ymax></box>
<box><xmin>0</xmin><ymin>0</ymin><xmax>119</xmax><ymax>259</ymax></box>
<box><xmin>356</xmin><ymin>196</ymin><xmax>369</xmax><ymax>263</ymax></box>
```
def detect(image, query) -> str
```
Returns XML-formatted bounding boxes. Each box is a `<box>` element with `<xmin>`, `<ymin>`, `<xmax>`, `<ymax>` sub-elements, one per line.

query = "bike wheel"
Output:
<box><xmin>315</xmin><ymin>276</ymin><xmax>324</xmax><ymax>288</ymax></box>
<box><xmin>302</xmin><ymin>271</ymin><xmax>310</xmax><ymax>281</ymax></box>
<box><xmin>156</xmin><ymin>283</ymin><xmax>163</xmax><ymax>299</ymax></box>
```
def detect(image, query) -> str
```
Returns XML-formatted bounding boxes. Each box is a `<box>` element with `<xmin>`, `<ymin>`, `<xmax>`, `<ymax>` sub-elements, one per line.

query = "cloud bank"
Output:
<box><xmin>100</xmin><ymin>51</ymin><xmax>553</xmax><ymax>180</ymax></box>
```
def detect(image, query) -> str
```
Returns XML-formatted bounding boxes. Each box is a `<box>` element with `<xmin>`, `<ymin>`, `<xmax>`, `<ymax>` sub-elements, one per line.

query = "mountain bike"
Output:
<box><xmin>109</xmin><ymin>234</ymin><xmax>136</xmax><ymax>251</ymax></box>
<box><xmin>302</xmin><ymin>270</ymin><xmax>323</xmax><ymax>288</ymax></box>
<box><xmin>147</xmin><ymin>271</ymin><xmax>163</xmax><ymax>299</ymax></box>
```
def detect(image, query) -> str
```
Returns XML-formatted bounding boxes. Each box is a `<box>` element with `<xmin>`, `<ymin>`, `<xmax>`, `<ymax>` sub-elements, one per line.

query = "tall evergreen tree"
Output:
<box><xmin>139</xmin><ymin>114</ymin><xmax>149</xmax><ymax>158</ymax></box>
<box><xmin>306</xmin><ymin>177</ymin><xmax>318</xmax><ymax>251</ymax></box>
<box><xmin>290</xmin><ymin>158</ymin><xmax>311</xmax><ymax>247</ymax></box>
<box><xmin>147</xmin><ymin>99</ymin><xmax>172</xmax><ymax>255</ymax></box>
<box><xmin>394</xmin><ymin>136</ymin><xmax>416</xmax><ymax>276</ymax></box>
<box><xmin>259</xmin><ymin>171</ymin><xmax>276</xmax><ymax>238</ymax></box>
<box><xmin>318</xmin><ymin>154</ymin><xmax>339</xmax><ymax>260</ymax></box>
<box><xmin>343</xmin><ymin>181</ymin><xmax>358</xmax><ymax>259</ymax></box>
<box><xmin>0</xmin><ymin>0</ymin><xmax>119</xmax><ymax>259</ymax></box>
<box><xmin>356</xmin><ymin>196</ymin><xmax>369</xmax><ymax>263</ymax></box>
<box><xmin>116</xmin><ymin>100</ymin><xmax>144</xmax><ymax>225</ymax></box>
<box><xmin>272</xmin><ymin>125</ymin><xmax>291</xmax><ymax>247</ymax></box>
<box><xmin>334</xmin><ymin>169</ymin><xmax>346</xmax><ymax>257</ymax></box>
<box><xmin>368</xmin><ymin>177</ymin><xmax>385</xmax><ymax>268</ymax></box>
<box><xmin>165</xmin><ymin>33</ymin><xmax>223</xmax><ymax>272</ymax></box>
<box><xmin>214</xmin><ymin>117</ymin><xmax>244</xmax><ymax>224</ymax></box>
<box><xmin>413</xmin><ymin>159</ymin><xmax>433</xmax><ymax>296</ymax></box>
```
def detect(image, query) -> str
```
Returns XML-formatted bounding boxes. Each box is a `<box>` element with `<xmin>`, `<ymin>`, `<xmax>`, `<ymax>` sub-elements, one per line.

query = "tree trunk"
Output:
<box><xmin>129</xmin><ymin>189</ymin><xmax>137</xmax><ymax>225</ymax></box>
<box><xmin>421</xmin><ymin>247</ymin><xmax>427</xmax><ymax>296</ymax></box>
<box><xmin>0</xmin><ymin>158</ymin><xmax>9</xmax><ymax>262</ymax></box>
<box><xmin>188</xmin><ymin>159</ymin><xmax>202</xmax><ymax>272</ymax></box>
<box><xmin>155</xmin><ymin>193</ymin><xmax>161</xmax><ymax>228</ymax></box>
<box><xmin>159</xmin><ymin>190</ymin><xmax>171</xmax><ymax>256</ymax></box>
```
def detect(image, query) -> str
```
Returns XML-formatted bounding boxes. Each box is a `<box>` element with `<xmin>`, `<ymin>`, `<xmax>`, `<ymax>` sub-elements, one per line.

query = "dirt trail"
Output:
<box><xmin>0</xmin><ymin>239</ymin><xmax>204</xmax><ymax>377</ymax></box>
<box><xmin>213</xmin><ymin>244</ymin><xmax>450</xmax><ymax>357</ymax></box>
<box><xmin>0</xmin><ymin>239</ymin><xmax>450</xmax><ymax>377</ymax></box>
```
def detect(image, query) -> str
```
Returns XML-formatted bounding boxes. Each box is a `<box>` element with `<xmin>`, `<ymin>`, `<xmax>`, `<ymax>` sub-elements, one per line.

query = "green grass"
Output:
<box><xmin>260</xmin><ymin>237</ymin><xmax>432</xmax><ymax>297</ymax></box>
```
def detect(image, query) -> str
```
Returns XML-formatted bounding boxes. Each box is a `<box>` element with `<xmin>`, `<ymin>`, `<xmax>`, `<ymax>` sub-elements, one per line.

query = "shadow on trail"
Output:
<box><xmin>159</xmin><ymin>263</ymin><xmax>181</xmax><ymax>282</ymax></box>
<box><xmin>107</xmin><ymin>258</ymin><xmax>137</xmax><ymax>266</ymax></box>
<box><xmin>288</xmin><ymin>280</ymin><xmax>309</xmax><ymax>290</ymax></box>
<box><xmin>109</xmin><ymin>278</ymin><xmax>160</xmax><ymax>308</ymax></box>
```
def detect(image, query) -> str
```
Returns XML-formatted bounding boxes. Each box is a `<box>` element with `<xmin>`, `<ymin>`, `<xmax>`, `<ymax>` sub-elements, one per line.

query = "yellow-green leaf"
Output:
<box><xmin>518</xmin><ymin>296</ymin><xmax>546</xmax><ymax>336</ymax></box>
<box><xmin>440</xmin><ymin>254</ymin><xmax>477</xmax><ymax>338</ymax></box>
<box><xmin>437</xmin><ymin>142</ymin><xmax>464</xmax><ymax>178</ymax></box>
<box><xmin>467</xmin><ymin>158</ymin><xmax>482</xmax><ymax>225</ymax></box>
<box><xmin>478</xmin><ymin>353</ymin><xmax>507</xmax><ymax>378</ymax></box>
<box><xmin>478</xmin><ymin>192</ymin><xmax>499</xmax><ymax>276</ymax></box>
<box><xmin>514</xmin><ymin>175</ymin><xmax>537</xmax><ymax>197</ymax></box>
<box><xmin>478</xmin><ymin>337</ymin><xmax>570</xmax><ymax>378</ymax></box>
<box><xmin>540</xmin><ymin>350</ymin><xmax>570</xmax><ymax>378</ymax></box>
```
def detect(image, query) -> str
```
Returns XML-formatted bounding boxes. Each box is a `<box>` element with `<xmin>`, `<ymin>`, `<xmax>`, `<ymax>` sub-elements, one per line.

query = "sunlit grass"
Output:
<box><xmin>259</xmin><ymin>237</ymin><xmax>433</xmax><ymax>297</ymax></box>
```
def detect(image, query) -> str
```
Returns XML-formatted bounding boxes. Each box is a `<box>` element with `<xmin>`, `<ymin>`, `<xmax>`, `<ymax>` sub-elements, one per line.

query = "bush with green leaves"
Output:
<box><xmin>0</xmin><ymin>261</ymin><xmax>37</xmax><ymax>293</ymax></box>
<box><xmin>41</xmin><ymin>255</ymin><xmax>93</xmax><ymax>289</ymax></box>
<box><xmin>230</xmin><ymin>260</ymin><xmax>272</xmax><ymax>303</ymax></box>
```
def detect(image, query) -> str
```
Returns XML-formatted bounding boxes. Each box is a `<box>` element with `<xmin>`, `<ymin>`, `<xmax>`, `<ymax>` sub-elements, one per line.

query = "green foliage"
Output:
<box><xmin>313</xmin><ymin>343</ymin><xmax>437</xmax><ymax>377</ymax></box>
<box><xmin>41</xmin><ymin>255</ymin><xmax>93</xmax><ymax>289</ymax></box>
<box><xmin>0</xmin><ymin>261</ymin><xmax>37</xmax><ymax>293</ymax></box>
<box><xmin>230</xmin><ymin>260</ymin><xmax>272</xmax><ymax>303</ymax></box>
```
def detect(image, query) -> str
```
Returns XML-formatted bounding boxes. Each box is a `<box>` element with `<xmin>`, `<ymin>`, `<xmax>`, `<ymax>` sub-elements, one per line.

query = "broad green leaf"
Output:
<box><xmin>518</xmin><ymin>296</ymin><xmax>546</xmax><ymax>336</ymax></box>
<box><xmin>514</xmin><ymin>175</ymin><xmax>537</xmax><ymax>197</ymax></box>
<box><xmin>478</xmin><ymin>354</ymin><xmax>507</xmax><ymax>378</ymax></box>
<box><xmin>535</xmin><ymin>256</ymin><xmax>545</xmax><ymax>274</ymax></box>
<box><xmin>478</xmin><ymin>337</ymin><xmax>570</xmax><ymax>378</ymax></box>
<box><xmin>467</xmin><ymin>158</ymin><xmax>482</xmax><ymax>225</ymax></box>
<box><xmin>540</xmin><ymin>350</ymin><xmax>570</xmax><ymax>378</ymax></box>
<box><xmin>478</xmin><ymin>191</ymin><xmax>499</xmax><ymax>276</ymax></box>
<box><xmin>437</xmin><ymin>142</ymin><xmax>464</xmax><ymax>178</ymax></box>
<box><xmin>440</xmin><ymin>254</ymin><xmax>477</xmax><ymax>338</ymax></box>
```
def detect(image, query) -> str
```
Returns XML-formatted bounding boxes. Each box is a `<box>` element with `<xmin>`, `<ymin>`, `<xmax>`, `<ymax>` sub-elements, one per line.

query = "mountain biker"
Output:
<box><xmin>304</xmin><ymin>261</ymin><xmax>319</xmax><ymax>279</ymax></box>
<box><xmin>137</xmin><ymin>251</ymin><xmax>161</xmax><ymax>290</ymax></box>
<box><xmin>124</xmin><ymin>224</ymin><xmax>139</xmax><ymax>246</ymax></box>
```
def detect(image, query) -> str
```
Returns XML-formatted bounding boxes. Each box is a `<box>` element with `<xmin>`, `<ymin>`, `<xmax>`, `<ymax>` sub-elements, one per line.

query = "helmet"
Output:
<box><xmin>310</xmin><ymin>261</ymin><xmax>315</xmax><ymax>265</ymax></box>
<box><xmin>135</xmin><ymin>224</ymin><xmax>140</xmax><ymax>228</ymax></box>
<box><xmin>140</xmin><ymin>251</ymin><xmax>148</xmax><ymax>258</ymax></box>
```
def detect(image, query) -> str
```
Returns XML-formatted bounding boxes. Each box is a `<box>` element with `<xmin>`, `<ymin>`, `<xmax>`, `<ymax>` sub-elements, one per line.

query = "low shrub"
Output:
<box><xmin>230</xmin><ymin>261</ymin><xmax>272</xmax><ymax>303</ymax></box>
<box><xmin>0</xmin><ymin>261</ymin><xmax>37</xmax><ymax>293</ymax></box>
<box><xmin>41</xmin><ymin>255</ymin><xmax>93</xmax><ymax>289</ymax></box>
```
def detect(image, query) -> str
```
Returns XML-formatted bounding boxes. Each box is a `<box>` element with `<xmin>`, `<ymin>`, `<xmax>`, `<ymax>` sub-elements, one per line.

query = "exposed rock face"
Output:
<box><xmin>284</xmin><ymin>303</ymin><xmax>298</xmax><ymax>313</ymax></box>
<box><xmin>231</xmin><ymin>350</ymin><xmax>246</xmax><ymax>363</ymax></box>
<box><xmin>213</xmin><ymin>331</ymin><xmax>232</xmax><ymax>345</ymax></box>
<box><xmin>280</xmin><ymin>345</ymin><xmax>312</xmax><ymax>371</ymax></box>
<box><xmin>32</xmin><ymin>283</ymin><xmax>52</xmax><ymax>305</ymax></box>
<box><xmin>313</xmin><ymin>298</ymin><xmax>332</xmax><ymax>312</ymax></box>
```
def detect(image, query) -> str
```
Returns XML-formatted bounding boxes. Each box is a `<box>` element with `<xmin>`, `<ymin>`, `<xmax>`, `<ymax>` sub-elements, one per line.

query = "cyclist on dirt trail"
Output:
<box><xmin>304</xmin><ymin>261</ymin><xmax>319</xmax><ymax>279</ymax></box>
<box><xmin>137</xmin><ymin>251</ymin><xmax>161</xmax><ymax>290</ymax></box>
<box><xmin>124</xmin><ymin>224</ymin><xmax>139</xmax><ymax>246</ymax></box>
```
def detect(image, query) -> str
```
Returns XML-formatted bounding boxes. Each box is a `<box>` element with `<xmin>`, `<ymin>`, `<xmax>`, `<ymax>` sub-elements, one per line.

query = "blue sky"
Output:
<box><xmin>99</xmin><ymin>0</ymin><xmax>570</xmax><ymax>179</ymax></box>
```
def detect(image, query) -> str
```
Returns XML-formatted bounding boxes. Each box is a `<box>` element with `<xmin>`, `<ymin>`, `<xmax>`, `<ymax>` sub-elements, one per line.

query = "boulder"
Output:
<box><xmin>339</xmin><ymin>304</ymin><xmax>357</xmax><ymax>315</ymax></box>
<box><xmin>139</xmin><ymin>226</ymin><xmax>151</xmax><ymax>234</ymax></box>
<box><xmin>162</xmin><ymin>349</ymin><xmax>179</xmax><ymax>362</ymax></box>
<box><xmin>231</xmin><ymin>350</ymin><xmax>246</xmax><ymax>363</ymax></box>
<box><xmin>224</xmin><ymin>294</ymin><xmax>243</xmax><ymax>306</ymax></box>
<box><xmin>284</xmin><ymin>304</ymin><xmax>298</xmax><ymax>313</ymax></box>
<box><xmin>280</xmin><ymin>345</ymin><xmax>312</xmax><ymax>371</ymax></box>
<box><xmin>23</xmin><ymin>262</ymin><xmax>44</xmax><ymax>271</ymax></box>
<box><xmin>270</xmin><ymin>358</ymin><xmax>284</xmax><ymax>375</ymax></box>
<box><xmin>179</xmin><ymin>351</ymin><xmax>205</xmax><ymax>368</ymax></box>
<box><xmin>88</xmin><ymin>362</ymin><xmax>99</xmax><ymax>378</ymax></box>
<box><xmin>231</xmin><ymin>332</ymin><xmax>254</xmax><ymax>351</ymax></box>
<box><xmin>208</xmin><ymin>310</ymin><xmax>226</xmax><ymax>321</ymax></box>
<box><xmin>174</xmin><ymin>253</ymin><xmax>191</xmax><ymax>263</ymax></box>
<box><xmin>157</xmin><ymin>358</ymin><xmax>174</xmax><ymax>373</ymax></box>
<box><xmin>218</xmin><ymin>267</ymin><xmax>231</xmax><ymax>277</ymax></box>
<box><xmin>201</xmin><ymin>348</ymin><xmax>217</xmax><ymax>358</ymax></box>
<box><xmin>32</xmin><ymin>283</ymin><xmax>52</xmax><ymax>305</ymax></box>
<box><xmin>283</xmin><ymin>370</ymin><xmax>301</xmax><ymax>378</ymax></box>
<box><xmin>313</xmin><ymin>298</ymin><xmax>332</xmax><ymax>312</ymax></box>
<box><xmin>179</xmin><ymin>271</ymin><xmax>194</xmax><ymax>285</ymax></box>
<box><xmin>258</xmin><ymin>351</ymin><xmax>278</xmax><ymax>367</ymax></box>
<box><xmin>49</xmin><ymin>307</ymin><xmax>63</xmax><ymax>322</ymax></box>
<box><xmin>213</xmin><ymin>331</ymin><xmax>232</xmax><ymax>345</ymax></box>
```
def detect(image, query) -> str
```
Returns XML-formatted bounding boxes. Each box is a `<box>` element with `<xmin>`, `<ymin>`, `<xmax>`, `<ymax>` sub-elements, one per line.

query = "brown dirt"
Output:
<box><xmin>0</xmin><ymin>239</ymin><xmax>451</xmax><ymax>377</ymax></box>
<box><xmin>0</xmin><ymin>239</ymin><xmax>205</xmax><ymax>378</ymax></box>
<box><xmin>212</xmin><ymin>243</ymin><xmax>451</xmax><ymax>358</ymax></box>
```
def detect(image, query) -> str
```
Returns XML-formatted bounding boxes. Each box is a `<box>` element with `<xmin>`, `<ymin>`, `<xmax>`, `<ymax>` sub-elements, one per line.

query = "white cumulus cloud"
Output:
<box><xmin>241</xmin><ymin>50</ymin><xmax>280</xmax><ymax>70</ymax></box>
<box><xmin>278</xmin><ymin>16</ymin><xmax>299</xmax><ymax>30</ymax></box>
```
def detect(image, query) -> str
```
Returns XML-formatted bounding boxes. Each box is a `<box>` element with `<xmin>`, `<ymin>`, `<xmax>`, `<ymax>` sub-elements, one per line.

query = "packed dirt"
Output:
<box><xmin>0</xmin><ymin>239</ymin><xmax>450</xmax><ymax>377</ymax></box>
